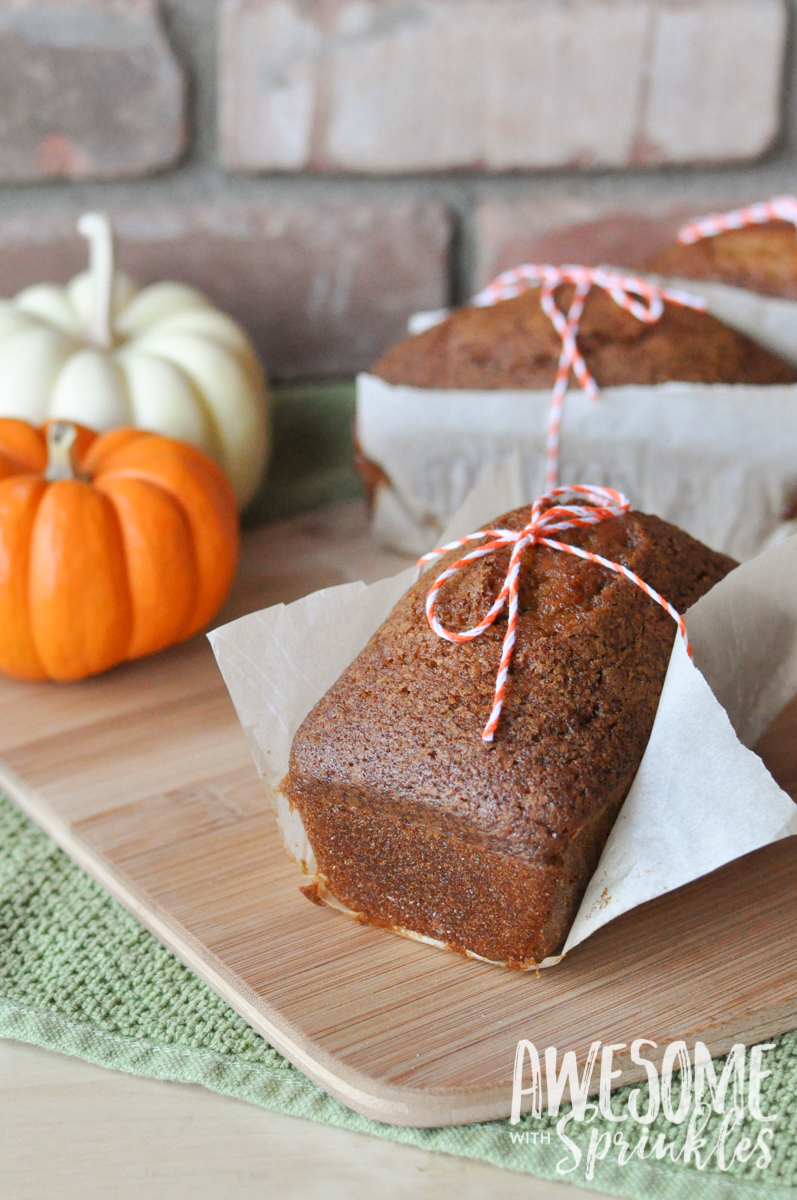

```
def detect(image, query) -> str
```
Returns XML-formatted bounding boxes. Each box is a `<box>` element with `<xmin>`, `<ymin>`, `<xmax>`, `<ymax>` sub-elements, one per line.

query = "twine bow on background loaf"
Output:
<box><xmin>418</xmin><ymin>485</ymin><xmax>690</xmax><ymax>743</ymax></box>
<box><xmin>677</xmin><ymin>194</ymin><xmax>797</xmax><ymax>243</ymax></box>
<box><xmin>470</xmin><ymin>265</ymin><xmax>707</xmax><ymax>490</ymax></box>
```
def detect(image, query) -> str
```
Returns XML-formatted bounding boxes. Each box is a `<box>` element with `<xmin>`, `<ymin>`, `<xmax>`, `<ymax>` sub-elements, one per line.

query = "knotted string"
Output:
<box><xmin>471</xmin><ymin>265</ymin><xmax>706</xmax><ymax>491</ymax></box>
<box><xmin>678</xmin><ymin>195</ymin><xmax>797</xmax><ymax>244</ymax></box>
<box><xmin>418</xmin><ymin>485</ymin><xmax>690</xmax><ymax>743</ymax></box>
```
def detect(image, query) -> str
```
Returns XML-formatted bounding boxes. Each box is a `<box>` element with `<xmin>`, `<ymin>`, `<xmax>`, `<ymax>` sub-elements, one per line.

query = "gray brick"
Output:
<box><xmin>0</xmin><ymin>0</ymin><xmax>186</xmax><ymax>182</ymax></box>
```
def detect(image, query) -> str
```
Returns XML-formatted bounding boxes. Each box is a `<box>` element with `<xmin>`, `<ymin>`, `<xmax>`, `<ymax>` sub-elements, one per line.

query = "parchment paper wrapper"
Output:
<box><xmin>360</xmin><ymin>277</ymin><xmax>797</xmax><ymax>559</ymax></box>
<box><xmin>358</xmin><ymin>371</ymin><xmax>797</xmax><ymax>561</ymax></box>
<box><xmin>209</xmin><ymin>462</ymin><xmax>797</xmax><ymax>968</ymax></box>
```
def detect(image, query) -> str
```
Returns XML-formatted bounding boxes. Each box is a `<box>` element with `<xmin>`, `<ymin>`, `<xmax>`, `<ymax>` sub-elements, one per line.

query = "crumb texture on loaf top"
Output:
<box><xmin>645</xmin><ymin>222</ymin><xmax>797</xmax><ymax>301</ymax></box>
<box><xmin>372</xmin><ymin>285</ymin><xmax>797</xmax><ymax>390</ymax></box>
<box><xmin>287</xmin><ymin>507</ymin><xmax>736</xmax><ymax>865</ymax></box>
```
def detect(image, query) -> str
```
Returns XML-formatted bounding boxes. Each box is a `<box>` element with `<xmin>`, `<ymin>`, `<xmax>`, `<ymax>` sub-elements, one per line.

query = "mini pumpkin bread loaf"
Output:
<box><xmin>284</xmin><ymin>504</ymin><xmax>735</xmax><ymax>968</ymax></box>
<box><xmin>372</xmin><ymin>285</ymin><xmax>797</xmax><ymax>390</ymax></box>
<box><xmin>645</xmin><ymin>222</ymin><xmax>797</xmax><ymax>301</ymax></box>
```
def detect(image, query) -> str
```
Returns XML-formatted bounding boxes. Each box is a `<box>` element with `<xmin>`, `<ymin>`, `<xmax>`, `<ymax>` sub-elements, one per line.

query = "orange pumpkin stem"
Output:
<box><xmin>45</xmin><ymin>422</ymin><xmax>78</xmax><ymax>482</ymax></box>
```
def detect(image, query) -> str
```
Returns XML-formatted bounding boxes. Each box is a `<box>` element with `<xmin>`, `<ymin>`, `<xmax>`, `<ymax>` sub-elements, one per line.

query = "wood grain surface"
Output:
<box><xmin>1</xmin><ymin>1040</ymin><xmax>611</xmax><ymax>1200</ymax></box>
<box><xmin>1</xmin><ymin>500</ymin><xmax>796</xmax><ymax>1128</ymax></box>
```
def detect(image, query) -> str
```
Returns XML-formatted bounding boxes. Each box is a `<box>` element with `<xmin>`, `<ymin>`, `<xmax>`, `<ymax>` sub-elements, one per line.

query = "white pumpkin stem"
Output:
<box><xmin>77</xmin><ymin>211</ymin><xmax>115</xmax><ymax>349</ymax></box>
<box><xmin>45</xmin><ymin>422</ymin><xmax>78</xmax><ymax>482</ymax></box>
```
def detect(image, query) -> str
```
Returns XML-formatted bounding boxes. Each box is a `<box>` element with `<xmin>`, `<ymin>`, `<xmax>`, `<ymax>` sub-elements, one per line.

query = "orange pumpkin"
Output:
<box><xmin>0</xmin><ymin>418</ymin><xmax>239</xmax><ymax>681</ymax></box>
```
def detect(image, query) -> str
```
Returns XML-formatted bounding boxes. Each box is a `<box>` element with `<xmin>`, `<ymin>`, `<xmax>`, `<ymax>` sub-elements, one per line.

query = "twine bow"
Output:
<box><xmin>471</xmin><ymin>265</ymin><xmax>706</xmax><ymax>491</ymax></box>
<box><xmin>678</xmin><ymin>195</ymin><xmax>797</xmax><ymax>244</ymax></box>
<box><xmin>418</xmin><ymin>485</ymin><xmax>690</xmax><ymax>743</ymax></box>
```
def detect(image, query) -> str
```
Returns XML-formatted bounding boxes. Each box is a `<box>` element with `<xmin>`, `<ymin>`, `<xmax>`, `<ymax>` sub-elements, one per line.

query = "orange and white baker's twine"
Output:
<box><xmin>418</xmin><ymin>485</ymin><xmax>690</xmax><ymax>744</ymax></box>
<box><xmin>678</xmin><ymin>195</ymin><xmax>797</xmax><ymax>243</ymax></box>
<box><xmin>471</xmin><ymin>265</ymin><xmax>706</xmax><ymax>490</ymax></box>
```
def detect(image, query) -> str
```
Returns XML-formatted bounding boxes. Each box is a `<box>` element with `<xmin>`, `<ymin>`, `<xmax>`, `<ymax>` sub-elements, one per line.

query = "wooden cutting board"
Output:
<box><xmin>2</xmin><ymin>500</ymin><xmax>797</xmax><ymax>1128</ymax></box>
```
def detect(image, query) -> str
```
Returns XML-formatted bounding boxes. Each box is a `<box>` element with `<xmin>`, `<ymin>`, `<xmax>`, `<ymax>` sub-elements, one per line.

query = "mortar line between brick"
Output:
<box><xmin>631</xmin><ymin>2</ymin><xmax>657</xmax><ymax>168</ymax></box>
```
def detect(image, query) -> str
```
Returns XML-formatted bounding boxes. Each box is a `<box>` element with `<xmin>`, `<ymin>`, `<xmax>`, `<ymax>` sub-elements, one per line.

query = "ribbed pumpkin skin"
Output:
<box><xmin>0</xmin><ymin>419</ymin><xmax>239</xmax><ymax>682</ymax></box>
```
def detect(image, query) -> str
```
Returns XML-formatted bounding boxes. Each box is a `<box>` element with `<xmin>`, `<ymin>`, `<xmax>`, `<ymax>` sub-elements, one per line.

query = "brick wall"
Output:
<box><xmin>1</xmin><ymin>0</ymin><xmax>796</xmax><ymax>381</ymax></box>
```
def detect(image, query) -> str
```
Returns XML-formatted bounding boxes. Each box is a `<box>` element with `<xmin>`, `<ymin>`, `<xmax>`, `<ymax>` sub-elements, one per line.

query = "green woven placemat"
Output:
<box><xmin>1</xmin><ymin>794</ymin><xmax>795</xmax><ymax>1199</ymax></box>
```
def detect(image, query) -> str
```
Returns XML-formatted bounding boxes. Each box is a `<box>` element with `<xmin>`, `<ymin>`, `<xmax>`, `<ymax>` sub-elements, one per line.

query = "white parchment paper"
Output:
<box><xmin>209</xmin><ymin>462</ymin><xmax>797</xmax><ymax>966</ymax></box>
<box><xmin>358</xmin><ymin>371</ymin><xmax>797</xmax><ymax>562</ymax></box>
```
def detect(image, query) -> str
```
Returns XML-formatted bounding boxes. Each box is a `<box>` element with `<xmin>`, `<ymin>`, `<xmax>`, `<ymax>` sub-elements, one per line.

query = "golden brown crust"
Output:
<box><xmin>372</xmin><ymin>285</ymin><xmax>797</xmax><ymax>391</ymax></box>
<box><xmin>644</xmin><ymin>222</ymin><xmax>797</xmax><ymax>301</ymax></box>
<box><xmin>285</xmin><ymin>506</ymin><xmax>736</xmax><ymax>965</ymax></box>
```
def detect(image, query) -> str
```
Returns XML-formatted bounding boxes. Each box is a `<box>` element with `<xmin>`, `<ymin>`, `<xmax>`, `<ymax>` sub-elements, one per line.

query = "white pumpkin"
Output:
<box><xmin>0</xmin><ymin>212</ymin><xmax>270</xmax><ymax>510</ymax></box>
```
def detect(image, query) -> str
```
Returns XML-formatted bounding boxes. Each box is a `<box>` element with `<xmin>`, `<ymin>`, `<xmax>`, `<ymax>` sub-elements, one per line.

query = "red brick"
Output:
<box><xmin>0</xmin><ymin>203</ymin><xmax>451</xmax><ymax>379</ymax></box>
<box><xmin>0</xmin><ymin>0</ymin><xmax>185</xmax><ymax>183</ymax></box>
<box><xmin>220</xmin><ymin>0</ymin><xmax>786</xmax><ymax>174</ymax></box>
<box><xmin>473</xmin><ymin>193</ymin><xmax>764</xmax><ymax>288</ymax></box>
